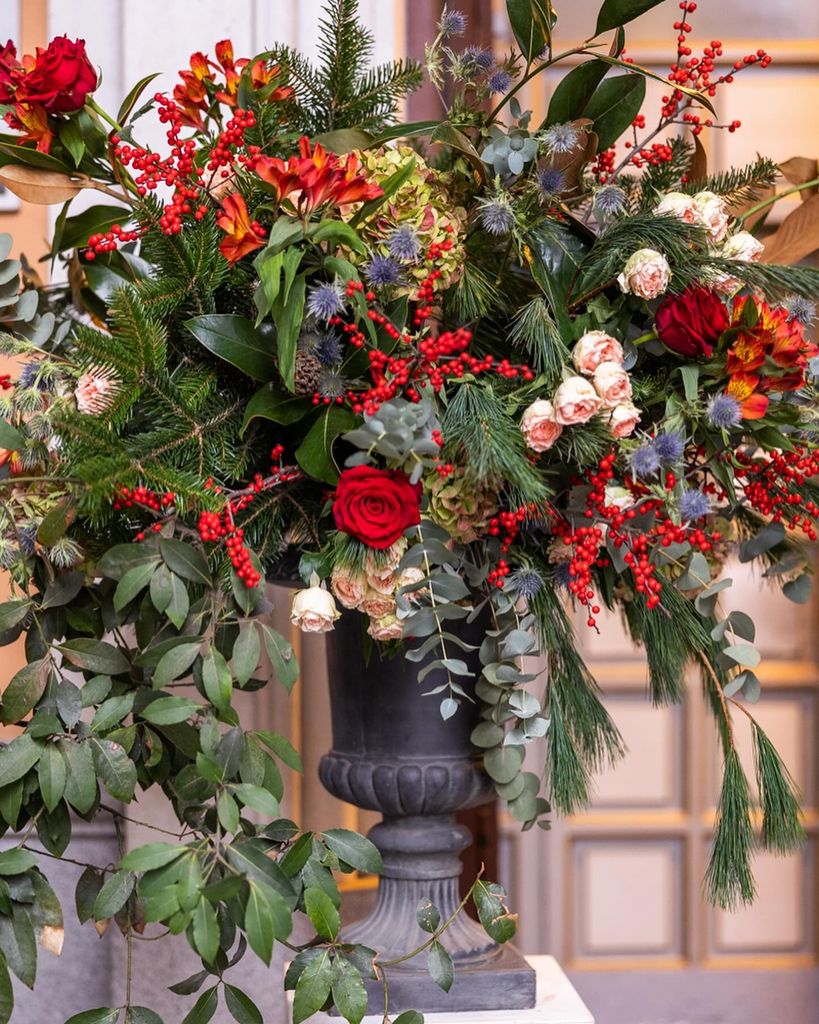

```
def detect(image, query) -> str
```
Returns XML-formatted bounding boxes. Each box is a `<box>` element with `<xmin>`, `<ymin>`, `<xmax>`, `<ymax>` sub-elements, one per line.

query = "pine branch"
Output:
<box><xmin>752</xmin><ymin>722</ymin><xmax>805</xmax><ymax>854</ymax></box>
<box><xmin>531</xmin><ymin>584</ymin><xmax>624</xmax><ymax>813</ymax></box>
<box><xmin>508</xmin><ymin>296</ymin><xmax>567</xmax><ymax>379</ymax></box>
<box><xmin>703</xmin><ymin>258</ymin><xmax>819</xmax><ymax>301</ymax></box>
<box><xmin>705</xmin><ymin>748</ymin><xmax>756</xmax><ymax>909</ymax></box>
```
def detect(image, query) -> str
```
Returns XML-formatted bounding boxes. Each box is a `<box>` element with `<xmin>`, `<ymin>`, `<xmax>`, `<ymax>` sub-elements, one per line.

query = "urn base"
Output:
<box><xmin>357</xmin><ymin>942</ymin><xmax>537</xmax><ymax>1014</ymax></box>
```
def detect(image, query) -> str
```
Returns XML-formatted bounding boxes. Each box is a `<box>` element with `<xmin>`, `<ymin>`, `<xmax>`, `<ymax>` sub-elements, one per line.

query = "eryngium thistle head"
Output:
<box><xmin>630</xmin><ymin>443</ymin><xmax>661</xmax><ymax>478</ymax></box>
<box><xmin>306</xmin><ymin>282</ymin><xmax>344</xmax><ymax>321</ymax></box>
<box><xmin>653</xmin><ymin>431</ymin><xmax>684</xmax><ymax>465</ymax></box>
<box><xmin>462</xmin><ymin>45</ymin><xmax>494</xmax><ymax>71</ymax></box>
<box><xmin>541</xmin><ymin>122</ymin><xmax>581</xmax><ymax>154</ymax></box>
<box><xmin>785</xmin><ymin>295</ymin><xmax>817</xmax><ymax>325</ymax></box>
<box><xmin>477</xmin><ymin>196</ymin><xmax>515</xmax><ymax>236</ymax></box>
<box><xmin>537</xmin><ymin>166</ymin><xmax>565</xmax><ymax>196</ymax></box>
<box><xmin>679</xmin><ymin>488</ymin><xmax>710</xmax><ymax>521</ymax></box>
<box><xmin>387</xmin><ymin>225</ymin><xmax>421</xmax><ymax>262</ymax></box>
<box><xmin>48</xmin><ymin>536</ymin><xmax>82</xmax><ymax>569</ymax></box>
<box><xmin>508</xmin><ymin>568</ymin><xmax>544</xmax><ymax>599</ymax></box>
<box><xmin>364</xmin><ymin>254</ymin><xmax>401</xmax><ymax>287</ymax></box>
<box><xmin>318</xmin><ymin>367</ymin><xmax>347</xmax><ymax>400</ymax></box>
<box><xmin>707</xmin><ymin>393</ymin><xmax>742</xmax><ymax>429</ymax></box>
<box><xmin>593</xmin><ymin>184</ymin><xmax>627</xmax><ymax>217</ymax></box>
<box><xmin>314</xmin><ymin>331</ymin><xmax>342</xmax><ymax>366</ymax></box>
<box><xmin>488</xmin><ymin>68</ymin><xmax>513</xmax><ymax>94</ymax></box>
<box><xmin>17</xmin><ymin>526</ymin><xmax>36</xmax><ymax>555</ymax></box>
<box><xmin>0</xmin><ymin>539</ymin><xmax>19</xmax><ymax>569</ymax></box>
<box><xmin>439</xmin><ymin>7</ymin><xmax>467</xmax><ymax>37</ymax></box>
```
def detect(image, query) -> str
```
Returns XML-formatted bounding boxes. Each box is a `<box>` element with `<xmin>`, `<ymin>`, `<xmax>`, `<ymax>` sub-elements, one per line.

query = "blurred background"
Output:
<box><xmin>0</xmin><ymin>2</ymin><xmax>817</xmax><ymax>1023</ymax></box>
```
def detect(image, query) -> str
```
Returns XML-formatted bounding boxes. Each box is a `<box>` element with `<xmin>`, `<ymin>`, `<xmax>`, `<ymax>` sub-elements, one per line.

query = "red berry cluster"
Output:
<box><xmin>734</xmin><ymin>446</ymin><xmax>819</xmax><ymax>541</ymax></box>
<box><xmin>198</xmin><ymin>448</ymin><xmax>301</xmax><ymax>588</ymax></box>
<box><xmin>113</xmin><ymin>485</ymin><xmax>176</xmax><ymax>540</ymax></box>
<box><xmin>85</xmin><ymin>223</ymin><xmax>143</xmax><ymax>260</ymax></box>
<box><xmin>0</xmin><ymin>374</ymin><xmax>12</xmax><ymax>390</ymax></box>
<box><xmin>413</xmin><ymin>231</ymin><xmax>455</xmax><ymax>327</ymax></box>
<box><xmin>549</xmin><ymin>452</ymin><xmax>720</xmax><ymax>627</ymax></box>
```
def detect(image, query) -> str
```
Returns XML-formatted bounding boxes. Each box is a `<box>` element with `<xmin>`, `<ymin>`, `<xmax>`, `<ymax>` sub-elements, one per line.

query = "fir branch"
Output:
<box><xmin>440</xmin><ymin>383</ymin><xmax>549</xmax><ymax>507</ymax></box>
<box><xmin>681</xmin><ymin>156</ymin><xmax>779</xmax><ymax>206</ymax></box>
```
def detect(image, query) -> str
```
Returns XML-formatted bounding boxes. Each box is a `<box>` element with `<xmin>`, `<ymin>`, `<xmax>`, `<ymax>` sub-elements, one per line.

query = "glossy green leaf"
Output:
<box><xmin>292</xmin><ymin>950</ymin><xmax>333</xmax><ymax>1024</ymax></box>
<box><xmin>159</xmin><ymin>539</ymin><xmax>211</xmax><ymax>586</ymax></box>
<box><xmin>595</xmin><ymin>0</ymin><xmax>666</xmax><ymax>35</ymax></box>
<box><xmin>331</xmin><ymin>955</ymin><xmax>368</xmax><ymax>1024</ymax></box>
<box><xmin>231</xmin><ymin>783</ymin><xmax>280</xmax><ymax>818</ymax></box>
<box><xmin>304</xmin><ymin>886</ymin><xmax>340</xmax><ymax>940</ymax></box>
<box><xmin>179</xmin><ymin>987</ymin><xmax>218</xmax><ymax>1024</ymax></box>
<box><xmin>544</xmin><ymin>60</ymin><xmax>609</xmax><ymax>126</ymax></box>
<box><xmin>232</xmin><ymin>628</ymin><xmax>260</xmax><ymax>687</ymax></box>
<box><xmin>192</xmin><ymin>898</ymin><xmax>219</xmax><ymax>963</ymax></box>
<box><xmin>295</xmin><ymin>405</ymin><xmax>357</xmax><ymax>484</ymax></box>
<box><xmin>224</xmin><ymin>985</ymin><xmax>263</xmax><ymax>1024</ymax></box>
<box><xmin>60</xmin><ymin>639</ymin><xmax>130</xmax><ymax>676</ymax></box>
<box><xmin>120</xmin><ymin>843</ymin><xmax>186</xmax><ymax>873</ymax></box>
<box><xmin>0</xmin><ymin>734</ymin><xmax>42</xmax><ymax>785</ymax></box>
<box><xmin>582</xmin><ymin>73</ymin><xmax>646</xmax><ymax>151</ymax></box>
<box><xmin>0</xmin><ymin>659</ymin><xmax>47</xmax><ymax>724</ymax></box>
<box><xmin>64</xmin><ymin>1010</ymin><xmax>121</xmax><ymax>1024</ymax></box>
<box><xmin>141</xmin><ymin>696</ymin><xmax>201</xmax><ymax>726</ymax></box>
<box><xmin>0</xmin><ymin>952</ymin><xmax>13</xmax><ymax>1024</ymax></box>
<box><xmin>427</xmin><ymin>940</ymin><xmax>453</xmax><ymax>992</ymax></box>
<box><xmin>0</xmin><ymin>600</ymin><xmax>31</xmax><ymax>632</ymax></box>
<box><xmin>90</xmin><ymin>738</ymin><xmax>137</xmax><ymax>802</ymax></box>
<box><xmin>185</xmin><ymin>314</ymin><xmax>275</xmax><ymax>381</ymax></box>
<box><xmin>260</xmin><ymin>626</ymin><xmax>299</xmax><ymax>692</ymax></box>
<box><xmin>60</xmin><ymin>740</ymin><xmax>97</xmax><ymax>814</ymax></box>
<box><xmin>0</xmin><ymin>850</ymin><xmax>36</xmax><ymax>877</ymax></box>
<box><xmin>244</xmin><ymin>884</ymin><xmax>274</xmax><ymax>965</ymax></box>
<box><xmin>0</xmin><ymin>421</ymin><xmax>24</xmax><ymax>451</ymax></box>
<box><xmin>153</xmin><ymin>642</ymin><xmax>200</xmax><ymax>689</ymax></box>
<box><xmin>37</xmin><ymin>744</ymin><xmax>67</xmax><ymax>813</ymax></box>
<box><xmin>114</xmin><ymin>560</ymin><xmax>158</xmax><ymax>611</ymax></box>
<box><xmin>93</xmin><ymin>870</ymin><xmax>135</xmax><ymax>921</ymax></box>
<box><xmin>322</xmin><ymin>829</ymin><xmax>382</xmax><ymax>874</ymax></box>
<box><xmin>240</xmin><ymin>383</ymin><xmax>308</xmax><ymax>435</ymax></box>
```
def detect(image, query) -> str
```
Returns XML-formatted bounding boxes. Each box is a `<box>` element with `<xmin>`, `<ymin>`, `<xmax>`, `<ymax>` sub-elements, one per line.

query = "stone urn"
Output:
<box><xmin>319</xmin><ymin>611</ymin><xmax>537</xmax><ymax>1013</ymax></box>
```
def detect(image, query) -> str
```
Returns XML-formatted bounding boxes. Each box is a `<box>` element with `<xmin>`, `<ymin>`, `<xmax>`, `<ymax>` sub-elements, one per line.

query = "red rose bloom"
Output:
<box><xmin>0</xmin><ymin>41</ymin><xmax>20</xmax><ymax>104</ymax></box>
<box><xmin>17</xmin><ymin>37</ymin><xmax>96</xmax><ymax>113</ymax></box>
<box><xmin>333</xmin><ymin>466</ymin><xmax>421</xmax><ymax>549</ymax></box>
<box><xmin>655</xmin><ymin>286</ymin><xmax>729</xmax><ymax>358</ymax></box>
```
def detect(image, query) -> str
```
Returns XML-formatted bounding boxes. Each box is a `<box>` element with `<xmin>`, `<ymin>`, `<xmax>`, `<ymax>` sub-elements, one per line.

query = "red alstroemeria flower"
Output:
<box><xmin>173</xmin><ymin>51</ymin><xmax>213</xmax><ymax>128</ymax></box>
<box><xmin>725</xmin><ymin>332</ymin><xmax>766</xmax><ymax>375</ymax></box>
<box><xmin>728</xmin><ymin>296</ymin><xmax>818</xmax><ymax>395</ymax></box>
<box><xmin>216</xmin><ymin>193</ymin><xmax>266</xmax><ymax>264</ymax></box>
<box><xmin>249</xmin><ymin>59</ymin><xmax>294</xmax><ymax>102</ymax></box>
<box><xmin>725</xmin><ymin>373</ymin><xmax>769</xmax><ymax>419</ymax></box>
<box><xmin>255</xmin><ymin>137</ymin><xmax>382</xmax><ymax>216</ymax></box>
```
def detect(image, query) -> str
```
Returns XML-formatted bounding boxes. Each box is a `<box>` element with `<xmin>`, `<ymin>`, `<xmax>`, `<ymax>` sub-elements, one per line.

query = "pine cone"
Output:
<box><xmin>293</xmin><ymin>351</ymin><xmax>323</xmax><ymax>395</ymax></box>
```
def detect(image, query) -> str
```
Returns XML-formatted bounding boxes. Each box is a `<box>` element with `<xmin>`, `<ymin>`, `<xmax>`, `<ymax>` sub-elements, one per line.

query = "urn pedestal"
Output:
<box><xmin>319</xmin><ymin>612</ymin><xmax>537</xmax><ymax>1013</ymax></box>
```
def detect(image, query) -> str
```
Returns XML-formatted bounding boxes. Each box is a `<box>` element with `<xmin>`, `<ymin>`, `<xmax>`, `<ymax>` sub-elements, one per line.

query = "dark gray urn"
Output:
<box><xmin>320</xmin><ymin>611</ymin><xmax>537</xmax><ymax>1013</ymax></box>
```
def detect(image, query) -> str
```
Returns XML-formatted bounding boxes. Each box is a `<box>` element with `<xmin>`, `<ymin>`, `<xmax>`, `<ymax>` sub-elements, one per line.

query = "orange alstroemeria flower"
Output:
<box><xmin>255</xmin><ymin>137</ymin><xmax>382</xmax><ymax>216</ymax></box>
<box><xmin>725</xmin><ymin>373</ymin><xmax>769</xmax><ymax>420</ymax></box>
<box><xmin>725</xmin><ymin>332</ymin><xmax>766</xmax><ymax>375</ymax></box>
<box><xmin>6</xmin><ymin>100</ymin><xmax>53</xmax><ymax>152</ymax></box>
<box><xmin>216</xmin><ymin>193</ymin><xmax>266</xmax><ymax>265</ymax></box>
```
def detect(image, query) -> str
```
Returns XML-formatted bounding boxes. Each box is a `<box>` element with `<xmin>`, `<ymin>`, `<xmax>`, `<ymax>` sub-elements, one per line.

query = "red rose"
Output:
<box><xmin>17</xmin><ymin>37</ymin><xmax>96</xmax><ymax>113</ymax></box>
<box><xmin>333</xmin><ymin>466</ymin><xmax>421</xmax><ymax>550</ymax></box>
<box><xmin>655</xmin><ymin>286</ymin><xmax>729</xmax><ymax>358</ymax></box>
<box><xmin>0</xmin><ymin>41</ymin><xmax>20</xmax><ymax>104</ymax></box>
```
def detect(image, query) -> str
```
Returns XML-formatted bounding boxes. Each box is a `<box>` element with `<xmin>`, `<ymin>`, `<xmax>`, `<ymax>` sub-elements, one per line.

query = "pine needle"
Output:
<box><xmin>752</xmin><ymin>722</ymin><xmax>805</xmax><ymax>854</ymax></box>
<box><xmin>705</xmin><ymin>748</ymin><xmax>756</xmax><ymax>909</ymax></box>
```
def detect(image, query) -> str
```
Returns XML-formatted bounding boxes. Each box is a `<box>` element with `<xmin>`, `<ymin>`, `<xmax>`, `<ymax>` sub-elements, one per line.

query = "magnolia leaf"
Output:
<box><xmin>779</xmin><ymin>156</ymin><xmax>819</xmax><ymax>200</ymax></box>
<box><xmin>0</xmin><ymin>164</ymin><xmax>87</xmax><ymax>205</ymax></box>
<box><xmin>760</xmin><ymin>193</ymin><xmax>819</xmax><ymax>266</ymax></box>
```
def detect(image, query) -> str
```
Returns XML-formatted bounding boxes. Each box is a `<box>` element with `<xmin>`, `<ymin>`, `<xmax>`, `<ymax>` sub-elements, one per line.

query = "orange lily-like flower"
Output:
<box><xmin>173</xmin><ymin>51</ymin><xmax>213</xmax><ymax>128</ymax></box>
<box><xmin>725</xmin><ymin>373</ymin><xmax>769</xmax><ymax>420</ymax></box>
<box><xmin>255</xmin><ymin>137</ymin><xmax>382</xmax><ymax>216</ymax></box>
<box><xmin>5</xmin><ymin>100</ymin><xmax>53</xmax><ymax>152</ymax></box>
<box><xmin>216</xmin><ymin>193</ymin><xmax>266</xmax><ymax>265</ymax></box>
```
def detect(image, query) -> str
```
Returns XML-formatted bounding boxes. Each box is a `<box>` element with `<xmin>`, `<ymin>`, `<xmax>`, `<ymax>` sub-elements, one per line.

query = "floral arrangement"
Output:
<box><xmin>0</xmin><ymin>1</ymin><xmax>816</xmax><ymax>1021</ymax></box>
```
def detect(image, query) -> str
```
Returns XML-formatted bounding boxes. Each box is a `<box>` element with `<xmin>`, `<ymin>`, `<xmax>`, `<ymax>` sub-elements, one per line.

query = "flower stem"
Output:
<box><xmin>739</xmin><ymin>177</ymin><xmax>819</xmax><ymax>226</ymax></box>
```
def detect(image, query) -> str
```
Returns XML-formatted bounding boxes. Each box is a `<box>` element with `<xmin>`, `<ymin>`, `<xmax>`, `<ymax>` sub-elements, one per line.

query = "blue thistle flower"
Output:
<box><xmin>17</xmin><ymin>526</ymin><xmax>36</xmax><ymax>556</ymax></box>
<box><xmin>314</xmin><ymin>331</ymin><xmax>342</xmax><ymax>366</ymax></box>
<box><xmin>439</xmin><ymin>8</ymin><xmax>467</xmax><ymax>37</ymax></box>
<box><xmin>18</xmin><ymin>363</ymin><xmax>40</xmax><ymax>390</ymax></box>
<box><xmin>593</xmin><ymin>185</ymin><xmax>627</xmax><ymax>217</ymax></box>
<box><xmin>541</xmin><ymin>123</ymin><xmax>581</xmax><ymax>154</ymax></box>
<box><xmin>679</xmin><ymin>488</ymin><xmax>710</xmax><ymax>521</ymax></box>
<box><xmin>707</xmin><ymin>394</ymin><xmax>742</xmax><ymax>430</ymax></box>
<box><xmin>364</xmin><ymin>254</ymin><xmax>401</xmax><ymax>287</ymax></box>
<box><xmin>785</xmin><ymin>295</ymin><xmax>817</xmax><ymax>326</ymax></box>
<box><xmin>508</xmin><ymin>568</ymin><xmax>544</xmax><ymax>599</ymax></box>
<box><xmin>387</xmin><ymin>226</ymin><xmax>421</xmax><ymax>262</ymax></box>
<box><xmin>653</xmin><ymin>432</ymin><xmax>684</xmax><ymax>465</ymax></box>
<box><xmin>463</xmin><ymin>46</ymin><xmax>494</xmax><ymax>71</ymax></box>
<box><xmin>478</xmin><ymin>197</ymin><xmax>515</xmax><ymax>236</ymax></box>
<box><xmin>306</xmin><ymin>282</ymin><xmax>343</xmax><ymax>321</ymax></box>
<box><xmin>318</xmin><ymin>367</ymin><xmax>347</xmax><ymax>400</ymax></box>
<box><xmin>554</xmin><ymin>561</ymin><xmax>572</xmax><ymax>589</ymax></box>
<box><xmin>537</xmin><ymin>166</ymin><xmax>565</xmax><ymax>196</ymax></box>
<box><xmin>488</xmin><ymin>68</ymin><xmax>513</xmax><ymax>94</ymax></box>
<box><xmin>630</xmin><ymin>443</ymin><xmax>661</xmax><ymax>478</ymax></box>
